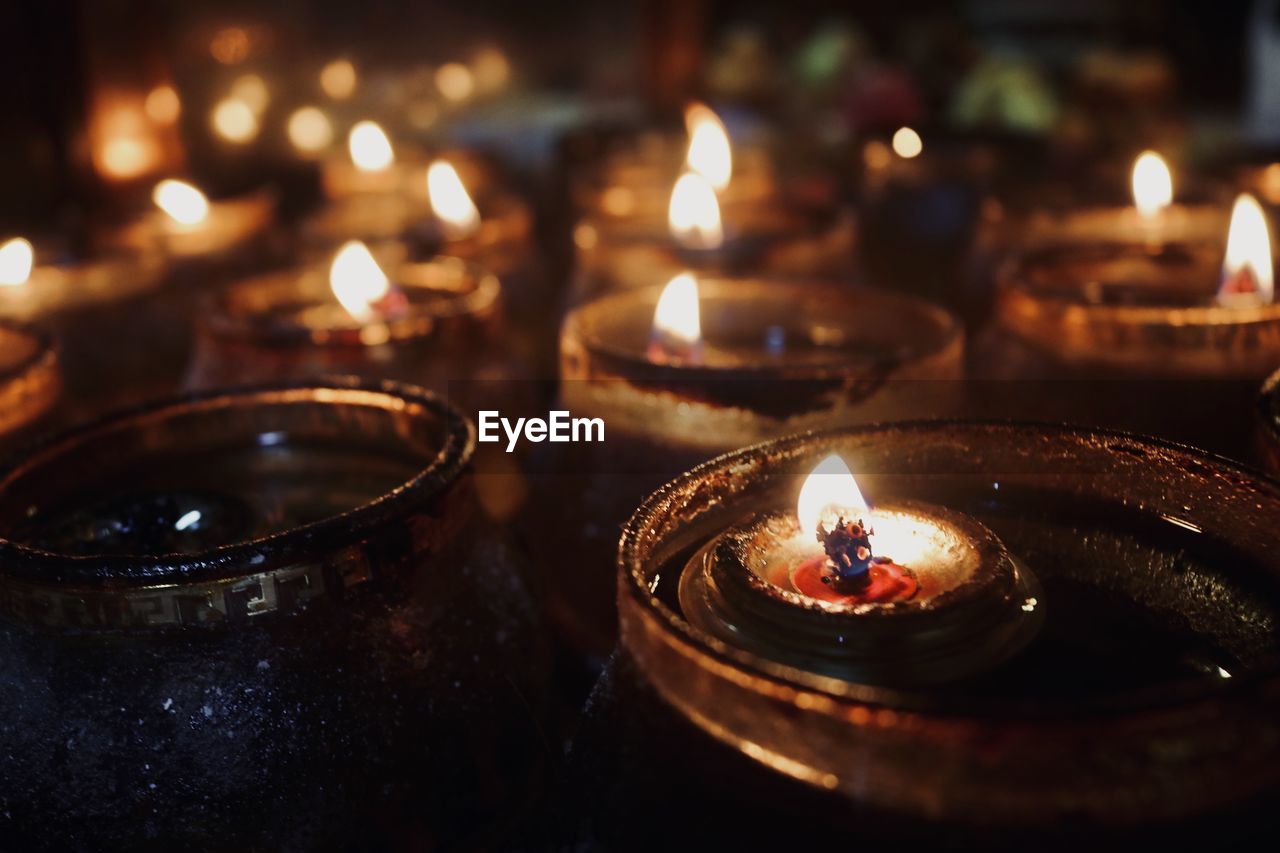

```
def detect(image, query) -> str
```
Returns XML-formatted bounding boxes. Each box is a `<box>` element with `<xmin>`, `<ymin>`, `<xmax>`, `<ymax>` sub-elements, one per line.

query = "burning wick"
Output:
<box><xmin>791</xmin><ymin>454</ymin><xmax>918</xmax><ymax>603</ymax></box>
<box><xmin>427</xmin><ymin>159</ymin><xmax>481</xmax><ymax>240</ymax></box>
<box><xmin>648</xmin><ymin>272</ymin><xmax>703</xmax><ymax>363</ymax></box>
<box><xmin>329</xmin><ymin>241</ymin><xmax>406</xmax><ymax>324</ymax></box>
<box><xmin>1219</xmin><ymin>193</ymin><xmax>1274</xmax><ymax>305</ymax></box>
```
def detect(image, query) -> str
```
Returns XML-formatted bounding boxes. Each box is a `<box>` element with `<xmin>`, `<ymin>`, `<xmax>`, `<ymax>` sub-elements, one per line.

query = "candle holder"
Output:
<box><xmin>0</xmin><ymin>242</ymin><xmax>185</xmax><ymax>419</ymax></box>
<box><xmin>186</xmin><ymin>251</ymin><xmax>502</xmax><ymax>391</ymax></box>
<box><xmin>587</xmin><ymin>422</ymin><xmax>1280</xmax><ymax>842</ymax></box>
<box><xmin>533</xmin><ymin>277</ymin><xmax>962</xmax><ymax>657</ymax></box>
<box><xmin>113</xmin><ymin>189</ymin><xmax>275</xmax><ymax>264</ymax></box>
<box><xmin>0</xmin><ymin>322</ymin><xmax>61</xmax><ymax>450</ymax></box>
<box><xmin>0</xmin><ymin>380</ymin><xmax>547</xmax><ymax>849</ymax></box>
<box><xmin>990</xmin><ymin>242</ymin><xmax>1280</xmax><ymax>378</ymax></box>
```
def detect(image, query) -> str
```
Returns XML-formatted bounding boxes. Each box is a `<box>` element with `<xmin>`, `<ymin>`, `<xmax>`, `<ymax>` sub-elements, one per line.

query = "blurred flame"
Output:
<box><xmin>892</xmin><ymin>127</ymin><xmax>923</xmax><ymax>159</ymax></box>
<box><xmin>153</xmin><ymin>180</ymin><xmax>209</xmax><ymax>226</ymax></box>
<box><xmin>1220</xmin><ymin>193</ymin><xmax>1274</xmax><ymax>304</ymax></box>
<box><xmin>210</xmin><ymin>27</ymin><xmax>250</xmax><ymax>65</ymax></box>
<box><xmin>144</xmin><ymin>85</ymin><xmax>181</xmax><ymax>125</ymax></box>
<box><xmin>471</xmin><ymin>47</ymin><xmax>510</xmax><ymax>94</ymax></box>
<box><xmin>211</xmin><ymin>97</ymin><xmax>258</xmax><ymax>143</ymax></box>
<box><xmin>348</xmin><ymin>121</ymin><xmax>393</xmax><ymax>171</ymax></box>
<box><xmin>330</xmin><ymin>241</ymin><xmax>390</xmax><ymax>322</ymax></box>
<box><xmin>652</xmin><ymin>272</ymin><xmax>701</xmax><ymax>347</ymax></box>
<box><xmin>0</xmin><ymin>238</ymin><xmax>34</xmax><ymax>287</ymax></box>
<box><xmin>320</xmin><ymin>59</ymin><xmax>357</xmax><ymax>100</ymax></box>
<box><xmin>231</xmin><ymin>74</ymin><xmax>269</xmax><ymax>115</ymax></box>
<box><xmin>1131</xmin><ymin>151</ymin><xmax>1172</xmax><ymax>218</ymax></box>
<box><xmin>668</xmin><ymin>173</ymin><xmax>724</xmax><ymax>249</ymax></box>
<box><xmin>93</xmin><ymin>98</ymin><xmax>161</xmax><ymax>181</ymax></box>
<box><xmin>427</xmin><ymin>160</ymin><xmax>481</xmax><ymax>238</ymax></box>
<box><xmin>684</xmin><ymin>102</ymin><xmax>732</xmax><ymax>192</ymax></box>
<box><xmin>797</xmin><ymin>454</ymin><xmax>869</xmax><ymax>539</ymax></box>
<box><xmin>287</xmin><ymin>106</ymin><xmax>333</xmax><ymax>154</ymax></box>
<box><xmin>436</xmin><ymin>63</ymin><xmax>476</xmax><ymax>102</ymax></box>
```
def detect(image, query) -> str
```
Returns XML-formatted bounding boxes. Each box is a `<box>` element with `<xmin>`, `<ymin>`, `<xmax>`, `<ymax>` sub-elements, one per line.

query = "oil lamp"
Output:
<box><xmin>536</xmin><ymin>271</ymin><xmax>963</xmax><ymax>655</ymax></box>
<box><xmin>567</xmin><ymin>422</ymin><xmax>1280</xmax><ymax>846</ymax></box>
<box><xmin>0</xmin><ymin>234</ymin><xmax>184</xmax><ymax>417</ymax></box>
<box><xmin>113</xmin><ymin>178</ymin><xmax>274</xmax><ymax>263</ymax></box>
<box><xmin>0</xmin><ymin>321</ymin><xmax>61</xmax><ymax>450</ymax></box>
<box><xmin>0</xmin><ymin>380</ymin><xmax>546</xmax><ymax>849</ymax></box>
<box><xmin>186</xmin><ymin>240</ymin><xmax>502</xmax><ymax>391</ymax></box>
<box><xmin>573</xmin><ymin>104</ymin><xmax>855</xmax><ymax>299</ymax></box>
<box><xmin>992</xmin><ymin>190</ymin><xmax>1280</xmax><ymax>379</ymax></box>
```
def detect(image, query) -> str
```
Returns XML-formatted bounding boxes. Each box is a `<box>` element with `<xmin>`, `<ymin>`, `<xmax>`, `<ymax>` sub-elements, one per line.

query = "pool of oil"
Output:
<box><xmin>1</xmin><ymin>435</ymin><xmax>428</xmax><ymax>557</ymax></box>
<box><xmin>648</xmin><ymin>480</ymin><xmax>1280</xmax><ymax>701</ymax></box>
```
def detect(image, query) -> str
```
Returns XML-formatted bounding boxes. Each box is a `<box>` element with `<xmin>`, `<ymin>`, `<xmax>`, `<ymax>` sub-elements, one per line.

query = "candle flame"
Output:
<box><xmin>287</xmin><ymin>106</ymin><xmax>333</xmax><ymax>154</ymax></box>
<box><xmin>427</xmin><ymin>159</ymin><xmax>481</xmax><ymax>238</ymax></box>
<box><xmin>0</xmin><ymin>238</ymin><xmax>34</xmax><ymax>287</ymax></box>
<box><xmin>652</xmin><ymin>272</ymin><xmax>701</xmax><ymax>347</ymax></box>
<box><xmin>684</xmin><ymin>102</ymin><xmax>732</xmax><ymax>192</ymax></box>
<box><xmin>153</xmin><ymin>179</ymin><xmax>210</xmax><ymax>225</ymax></box>
<box><xmin>144</xmin><ymin>85</ymin><xmax>181</xmax><ymax>125</ymax></box>
<box><xmin>349</xmin><ymin>121</ymin><xmax>394</xmax><ymax>172</ymax></box>
<box><xmin>330</xmin><ymin>241</ymin><xmax>390</xmax><ymax>322</ymax></box>
<box><xmin>231</xmin><ymin>74</ymin><xmax>269</xmax><ymax>115</ymax></box>
<box><xmin>211</xmin><ymin>97</ymin><xmax>259</xmax><ymax>143</ymax></box>
<box><xmin>668</xmin><ymin>173</ymin><xmax>724</xmax><ymax>249</ymax></box>
<box><xmin>891</xmin><ymin>126</ymin><xmax>923</xmax><ymax>159</ymax></box>
<box><xmin>1219</xmin><ymin>193</ymin><xmax>1274</xmax><ymax>305</ymax></box>
<box><xmin>1131</xmin><ymin>151</ymin><xmax>1172</xmax><ymax>218</ymax></box>
<box><xmin>797</xmin><ymin>454</ymin><xmax>869</xmax><ymax>540</ymax></box>
<box><xmin>320</xmin><ymin>59</ymin><xmax>357</xmax><ymax>100</ymax></box>
<box><xmin>436</xmin><ymin>63</ymin><xmax>476</xmax><ymax>103</ymax></box>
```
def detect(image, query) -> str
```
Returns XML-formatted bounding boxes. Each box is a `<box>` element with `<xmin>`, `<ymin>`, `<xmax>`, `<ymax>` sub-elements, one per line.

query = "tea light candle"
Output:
<box><xmin>678</xmin><ymin>453</ymin><xmax>1042</xmax><ymax>684</ymax></box>
<box><xmin>573</xmin><ymin>105</ymin><xmax>854</xmax><ymax>299</ymax></box>
<box><xmin>0</xmin><ymin>236</ymin><xmax>164</xmax><ymax>321</ymax></box>
<box><xmin>113</xmin><ymin>179</ymin><xmax>274</xmax><ymax>262</ymax></box>
<box><xmin>993</xmin><ymin>191</ymin><xmax>1280</xmax><ymax>378</ymax></box>
<box><xmin>186</xmin><ymin>240</ymin><xmax>501</xmax><ymax>390</ymax></box>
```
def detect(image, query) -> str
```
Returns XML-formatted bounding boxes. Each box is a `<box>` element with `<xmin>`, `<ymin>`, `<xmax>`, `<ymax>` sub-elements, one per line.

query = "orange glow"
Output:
<box><xmin>427</xmin><ymin>160</ymin><xmax>481</xmax><ymax>238</ymax></box>
<box><xmin>651</xmin><ymin>272</ymin><xmax>701</xmax><ymax>348</ymax></box>
<box><xmin>210</xmin><ymin>27</ymin><xmax>251</xmax><ymax>65</ymax></box>
<box><xmin>152</xmin><ymin>180</ymin><xmax>210</xmax><ymax>226</ymax></box>
<box><xmin>684</xmin><ymin>102</ymin><xmax>732</xmax><ymax>192</ymax></box>
<box><xmin>287</xmin><ymin>107</ymin><xmax>333</xmax><ymax>154</ymax></box>
<box><xmin>144</xmin><ymin>85</ymin><xmax>181</xmax><ymax>125</ymax></box>
<box><xmin>436</xmin><ymin>63</ymin><xmax>476</xmax><ymax>102</ymax></box>
<box><xmin>348</xmin><ymin>121</ymin><xmax>394</xmax><ymax>172</ymax></box>
<box><xmin>320</xmin><ymin>59</ymin><xmax>357</xmax><ymax>100</ymax></box>
<box><xmin>211</xmin><ymin>98</ymin><xmax>259</xmax><ymax>143</ymax></box>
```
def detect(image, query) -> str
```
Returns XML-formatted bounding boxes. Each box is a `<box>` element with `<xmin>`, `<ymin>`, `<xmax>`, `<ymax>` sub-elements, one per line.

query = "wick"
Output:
<box><xmin>1219</xmin><ymin>266</ymin><xmax>1262</xmax><ymax>301</ymax></box>
<box><xmin>646</xmin><ymin>333</ymin><xmax>703</xmax><ymax>364</ymax></box>
<box><xmin>817</xmin><ymin>516</ymin><xmax>874</xmax><ymax>591</ymax></box>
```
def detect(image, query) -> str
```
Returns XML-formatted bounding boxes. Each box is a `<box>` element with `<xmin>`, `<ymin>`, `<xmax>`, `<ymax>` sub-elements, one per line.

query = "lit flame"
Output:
<box><xmin>288</xmin><ymin>106</ymin><xmax>333</xmax><ymax>154</ymax></box>
<box><xmin>320</xmin><ymin>59</ymin><xmax>357</xmax><ymax>100</ymax></box>
<box><xmin>144</xmin><ymin>85</ymin><xmax>181</xmax><ymax>125</ymax></box>
<box><xmin>230</xmin><ymin>74</ymin><xmax>269</xmax><ymax>115</ymax></box>
<box><xmin>436</xmin><ymin>63</ymin><xmax>476</xmax><ymax>102</ymax></box>
<box><xmin>0</xmin><ymin>238</ymin><xmax>34</xmax><ymax>287</ymax></box>
<box><xmin>684</xmin><ymin>102</ymin><xmax>732</xmax><ymax>192</ymax></box>
<box><xmin>1131</xmin><ymin>151</ymin><xmax>1172</xmax><ymax>218</ymax></box>
<box><xmin>152</xmin><ymin>179</ymin><xmax>210</xmax><ymax>226</ymax></box>
<box><xmin>668</xmin><ymin>173</ymin><xmax>724</xmax><ymax>249</ymax></box>
<box><xmin>892</xmin><ymin>127</ymin><xmax>923</xmax><ymax>159</ymax></box>
<box><xmin>652</xmin><ymin>272</ymin><xmax>701</xmax><ymax>347</ymax></box>
<box><xmin>348</xmin><ymin>121</ymin><xmax>394</xmax><ymax>172</ymax></box>
<box><xmin>330</xmin><ymin>241</ymin><xmax>390</xmax><ymax>322</ymax></box>
<box><xmin>211</xmin><ymin>97</ymin><xmax>259</xmax><ymax>143</ymax></box>
<box><xmin>427</xmin><ymin>160</ymin><xmax>481</xmax><ymax>239</ymax></box>
<box><xmin>1220</xmin><ymin>193</ymin><xmax>1274</xmax><ymax>304</ymax></box>
<box><xmin>797</xmin><ymin>454</ymin><xmax>869</xmax><ymax>540</ymax></box>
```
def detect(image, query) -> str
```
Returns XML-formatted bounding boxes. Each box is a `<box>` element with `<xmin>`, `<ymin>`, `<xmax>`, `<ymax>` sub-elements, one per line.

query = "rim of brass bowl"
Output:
<box><xmin>0</xmin><ymin>378</ymin><xmax>475</xmax><ymax>613</ymax></box>
<box><xmin>565</xmin><ymin>278</ymin><xmax>963</xmax><ymax>385</ymax></box>
<box><xmin>0</xmin><ymin>321</ymin><xmax>61</xmax><ymax>439</ymax></box>
<box><xmin>996</xmin><ymin>247</ymin><xmax>1280</xmax><ymax>377</ymax></box>
<box><xmin>618</xmin><ymin>420</ymin><xmax>1280</xmax><ymax>826</ymax></box>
